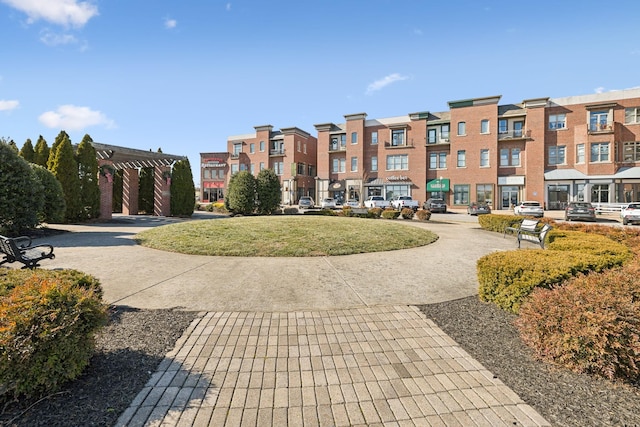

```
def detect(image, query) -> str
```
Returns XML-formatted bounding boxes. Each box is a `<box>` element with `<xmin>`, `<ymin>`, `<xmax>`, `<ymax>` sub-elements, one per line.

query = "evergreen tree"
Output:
<box><xmin>138</xmin><ymin>167</ymin><xmax>154</xmax><ymax>214</ymax></box>
<box><xmin>50</xmin><ymin>133</ymin><xmax>82</xmax><ymax>222</ymax></box>
<box><xmin>169</xmin><ymin>158</ymin><xmax>196</xmax><ymax>216</ymax></box>
<box><xmin>112</xmin><ymin>169</ymin><xmax>123</xmax><ymax>213</ymax></box>
<box><xmin>8</xmin><ymin>139</ymin><xmax>18</xmax><ymax>153</ymax></box>
<box><xmin>76</xmin><ymin>134</ymin><xmax>100</xmax><ymax>219</ymax></box>
<box><xmin>48</xmin><ymin>130</ymin><xmax>69</xmax><ymax>170</ymax></box>
<box><xmin>256</xmin><ymin>168</ymin><xmax>282</xmax><ymax>214</ymax></box>
<box><xmin>33</xmin><ymin>135</ymin><xmax>50</xmax><ymax>167</ymax></box>
<box><xmin>226</xmin><ymin>170</ymin><xmax>256</xmax><ymax>215</ymax></box>
<box><xmin>0</xmin><ymin>142</ymin><xmax>44</xmax><ymax>233</ymax></box>
<box><xmin>30</xmin><ymin>164</ymin><xmax>66</xmax><ymax>223</ymax></box>
<box><xmin>19</xmin><ymin>138</ymin><xmax>35</xmax><ymax>163</ymax></box>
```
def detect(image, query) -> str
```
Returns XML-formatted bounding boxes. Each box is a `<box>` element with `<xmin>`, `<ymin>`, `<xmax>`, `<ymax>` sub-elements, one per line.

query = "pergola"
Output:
<box><xmin>92</xmin><ymin>142</ymin><xmax>187</xmax><ymax>219</ymax></box>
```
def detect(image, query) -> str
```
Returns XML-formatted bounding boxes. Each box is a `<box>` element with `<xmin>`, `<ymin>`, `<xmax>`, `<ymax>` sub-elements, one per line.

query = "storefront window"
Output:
<box><xmin>591</xmin><ymin>184</ymin><xmax>609</xmax><ymax>203</ymax></box>
<box><xmin>453</xmin><ymin>185</ymin><xmax>469</xmax><ymax>206</ymax></box>
<box><xmin>547</xmin><ymin>184</ymin><xmax>569</xmax><ymax>210</ymax></box>
<box><xmin>385</xmin><ymin>185</ymin><xmax>409</xmax><ymax>201</ymax></box>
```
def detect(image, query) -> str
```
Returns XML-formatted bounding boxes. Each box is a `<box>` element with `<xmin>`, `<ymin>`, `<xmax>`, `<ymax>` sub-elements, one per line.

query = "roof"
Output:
<box><xmin>92</xmin><ymin>142</ymin><xmax>186</xmax><ymax>170</ymax></box>
<box><xmin>545</xmin><ymin>167</ymin><xmax>640</xmax><ymax>180</ymax></box>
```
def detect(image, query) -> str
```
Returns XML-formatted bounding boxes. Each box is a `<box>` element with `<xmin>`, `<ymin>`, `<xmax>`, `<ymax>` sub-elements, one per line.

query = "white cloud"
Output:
<box><xmin>40</xmin><ymin>30</ymin><xmax>77</xmax><ymax>46</ymax></box>
<box><xmin>164</xmin><ymin>17</ymin><xmax>177</xmax><ymax>29</ymax></box>
<box><xmin>226</xmin><ymin>3</ymin><xmax>231</xmax><ymax>11</ymax></box>
<box><xmin>1</xmin><ymin>0</ymin><xmax>98</xmax><ymax>27</ymax></box>
<box><xmin>365</xmin><ymin>73</ymin><xmax>409</xmax><ymax>95</ymax></box>
<box><xmin>0</xmin><ymin>100</ymin><xmax>19</xmax><ymax>111</ymax></box>
<box><xmin>38</xmin><ymin>105</ymin><xmax>115</xmax><ymax>130</ymax></box>
<box><xmin>595</xmin><ymin>87</ymin><xmax>605</xmax><ymax>94</ymax></box>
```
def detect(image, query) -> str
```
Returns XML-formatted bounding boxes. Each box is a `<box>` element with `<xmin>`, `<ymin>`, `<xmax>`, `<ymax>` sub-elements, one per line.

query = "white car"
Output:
<box><xmin>320</xmin><ymin>198</ymin><xmax>336</xmax><ymax>209</ymax></box>
<box><xmin>513</xmin><ymin>201</ymin><xmax>544</xmax><ymax>217</ymax></box>
<box><xmin>621</xmin><ymin>203</ymin><xmax>640</xmax><ymax>225</ymax></box>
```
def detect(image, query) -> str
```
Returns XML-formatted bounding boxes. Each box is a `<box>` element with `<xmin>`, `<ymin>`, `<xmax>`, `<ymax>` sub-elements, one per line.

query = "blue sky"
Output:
<box><xmin>1</xmin><ymin>0</ymin><xmax>639</xmax><ymax>186</ymax></box>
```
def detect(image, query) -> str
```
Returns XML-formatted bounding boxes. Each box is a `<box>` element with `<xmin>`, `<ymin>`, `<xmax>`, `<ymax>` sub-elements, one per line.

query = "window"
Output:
<box><xmin>330</xmin><ymin>137</ymin><xmax>339</xmax><ymax>151</ymax></box>
<box><xmin>428</xmin><ymin>128</ymin><xmax>437</xmax><ymax>144</ymax></box>
<box><xmin>240</xmin><ymin>164</ymin><xmax>247</xmax><ymax>171</ymax></box>
<box><xmin>590</xmin><ymin>142</ymin><xmax>609</xmax><ymax>162</ymax></box>
<box><xmin>371</xmin><ymin>156</ymin><xmax>378</xmax><ymax>171</ymax></box>
<box><xmin>274</xmin><ymin>161</ymin><xmax>284</xmax><ymax>175</ymax></box>
<box><xmin>391</xmin><ymin>129</ymin><xmax>405</xmax><ymax>146</ymax></box>
<box><xmin>250</xmin><ymin>163</ymin><xmax>255</xmax><ymax>174</ymax></box>
<box><xmin>259</xmin><ymin>162</ymin><xmax>265</xmax><ymax>171</ymax></box>
<box><xmin>371</xmin><ymin>131</ymin><xmax>378</xmax><ymax>145</ymax></box>
<box><xmin>500</xmin><ymin>148</ymin><xmax>509</xmax><ymax>166</ymax></box>
<box><xmin>297</xmin><ymin>163</ymin><xmax>305</xmax><ymax>175</ymax></box>
<box><xmin>514</xmin><ymin>121</ymin><xmax>523</xmax><ymax>137</ymax></box>
<box><xmin>441</xmin><ymin>124</ymin><xmax>450</xmax><ymax>141</ymax></box>
<box><xmin>340</xmin><ymin>134</ymin><xmax>346</xmax><ymax>148</ymax></box>
<box><xmin>297</xmin><ymin>141</ymin><xmax>301</xmax><ymax>152</ymax></box>
<box><xmin>331</xmin><ymin>158</ymin><xmax>346</xmax><ymax>173</ymax></box>
<box><xmin>249</xmin><ymin>143</ymin><xmax>255</xmax><ymax>154</ymax></box>
<box><xmin>386</xmin><ymin>154</ymin><xmax>408</xmax><ymax>170</ymax></box>
<box><xmin>308</xmin><ymin>165</ymin><xmax>315</xmax><ymax>177</ymax></box>
<box><xmin>480</xmin><ymin>149</ymin><xmax>489</xmax><ymax>167</ymax></box>
<box><xmin>351</xmin><ymin>132</ymin><xmax>357</xmax><ymax>144</ymax></box>
<box><xmin>457</xmin><ymin>150</ymin><xmax>466</xmax><ymax>167</ymax></box>
<box><xmin>429</xmin><ymin>153</ymin><xmax>437</xmax><ymax>169</ymax></box>
<box><xmin>498</xmin><ymin>119</ymin><xmax>508</xmax><ymax>134</ymax></box>
<box><xmin>351</xmin><ymin>157</ymin><xmax>358</xmax><ymax>172</ymax></box>
<box><xmin>548</xmin><ymin>146</ymin><xmax>566</xmax><ymax>165</ymax></box>
<box><xmin>623</xmin><ymin>141</ymin><xmax>640</xmax><ymax>162</ymax></box>
<box><xmin>625</xmin><ymin>107</ymin><xmax>640</xmax><ymax>124</ymax></box>
<box><xmin>549</xmin><ymin>114</ymin><xmax>566</xmax><ymax>130</ymax></box>
<box><xmin>576</xmin><ymin>144</ymin><xmax>585</xmax><ymax>163</ymax></box>
<box><xmin>259</xmin><ymin>141</ymin><xmax>265</xmax><ymax>152</ymax></box>
<box><xmin>453</xmin><ymin>185</ymin><xmax>469</xmax><ymax>205</ymax></box>
<box><xmin>457</xmin><ymin>121</ymin><xmax>466</xmax><ymax>136</ymax></box>
<box><xmin>476</xmin><ymin>184</ymin><xmax>493</xmax><ymax>205</ymax></box>
<box><xmin>480</xmin><ymin>119</ymin><xmax>489</xmax><ymax>134</ymax></box>
<box><xmin>231</xmin><ymin>164</ymin><xmax>239</xmax><ymax>174</ymax></box>
<box><xmin>204</xmin><ymin>169</ymin><xmax>211</xmax><ymax>179</ymax></box>
<box><xmin>304</xmin><ymin>143</ymin><xmax>307</xmax><ymax>154</ymax></box>
<box><xmin>233</xmin><ymin>143</ymin><xmax>242</xmax><ymax>156</ymax></box>
<box><xmin>511</xmin><ymin>148</ymin><xmax>520</xmax><ymax>166</ymax></box>
<box><xmin>590</xmin><ymin>110</ymin><xmax>610</xmax><ymax>132</ymax></box>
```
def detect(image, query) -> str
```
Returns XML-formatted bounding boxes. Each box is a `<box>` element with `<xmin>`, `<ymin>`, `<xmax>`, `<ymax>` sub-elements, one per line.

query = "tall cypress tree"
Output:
<box><xmin>48</xmin><ymin>130</ymin><xmax>69</xmax><ymax>170</ymax></box>
<box><xmin>33</xmin><ymin>135</ymin><xmax>50</xmax><ymax>167</ymax></box>
<box><xmin>19</xmin><ymin>138</ymin><xmax>35</xmax><ymax>163</ymax></box>
<box><xmin>8</xmin><ymin>139</ymin><xmax>18</xmax><ymax>153</ymax></box>
<box><xmin>50</xmin><ymin>133</ymin><xmax>82</xmax><ymax>222</ymax></box>
<box><xmin>76</xmin><ymin>134</ymin><xmax>100</xmax><ymax>219</ymax></box>
<box><xmin>138</xmin><ymin>167</ymin><xmax>154</xmax><ymax>214</ymax></box>
<box><xmin>169</xmin><ymin>158</ymin><xmax>196</xmax><ymax>216</ymax></box>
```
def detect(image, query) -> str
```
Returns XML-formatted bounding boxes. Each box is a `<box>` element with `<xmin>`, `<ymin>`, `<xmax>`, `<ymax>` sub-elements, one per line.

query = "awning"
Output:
<box><xmin>426</xmin><ymin>178</ymin><xmax>450</xmax><ymax>192</ymax></box>
<box><xmin>329</xmin><ymin>180</ymin><xmax>345</xmax><ymax>191</ymax></box>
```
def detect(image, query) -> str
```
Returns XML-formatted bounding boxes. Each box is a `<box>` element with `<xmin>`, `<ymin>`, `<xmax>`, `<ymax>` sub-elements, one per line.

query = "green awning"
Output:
<box><xmin>427</xmin><ymin>178</ymin><xmax>450</xmax><ymax>192</ymax></box>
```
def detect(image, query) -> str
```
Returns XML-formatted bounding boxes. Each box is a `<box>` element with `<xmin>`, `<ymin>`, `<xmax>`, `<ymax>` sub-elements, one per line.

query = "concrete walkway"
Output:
<box><xmin>40</xmin><ymin>213</ymin><xmax>550</xmax><ymax>426</ymax></box>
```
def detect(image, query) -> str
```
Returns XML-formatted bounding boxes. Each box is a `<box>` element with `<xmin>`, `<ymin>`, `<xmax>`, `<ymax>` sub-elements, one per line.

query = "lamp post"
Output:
<box><xmin>439</xmin><ymin>176</ymin><xmax>444</xmax><ymax>199</ymax></box>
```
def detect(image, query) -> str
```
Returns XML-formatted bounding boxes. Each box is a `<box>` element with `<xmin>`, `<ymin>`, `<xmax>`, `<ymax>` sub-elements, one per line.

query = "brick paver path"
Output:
<box><xmin>117</xmin><ymin>306</ymin><xmax>550</xmax><ymax>426</ymax></box>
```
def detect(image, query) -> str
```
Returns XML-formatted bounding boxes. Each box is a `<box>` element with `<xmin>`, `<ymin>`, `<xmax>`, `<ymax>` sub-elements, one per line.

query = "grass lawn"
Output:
<box><xmin>135</xmin><ymin>215</ymin><xmax>438</xmax><ymax>257</ymax></box>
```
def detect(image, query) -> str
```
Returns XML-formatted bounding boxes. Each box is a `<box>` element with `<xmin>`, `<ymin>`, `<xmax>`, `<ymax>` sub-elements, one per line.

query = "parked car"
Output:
<box><xmin>391</xmin><ymin>195</ymin><xmax>419</xmax><ymax>211</ymax></box>
<box><xmin>564</xmin><ymin>202</ymin><xmax>596</xmax><ymax>222</ymax></box>
<box><xmin>320</xmin><ymin>198</ymin><xmax>336</xmax><ymax>209</ymax></box>
<box><xmin>363</xmin><ymin>196</ymin><xmax>390</xmax><ymax>209</ymax></box>
<box><xmin>467</xmin><ymin>202</ymin><xmax>491</xmax><ymax>215</ymax></box>
<box><xmin>621</xmin><ymin>203</ymin><xmax>640</xmax><ymax>225</ymax></box>
<box><xmin>346</xmin><ymin>199</ymin><xmax>360</xmax><ymax>208</ymax></box>
<box><xmin>298</xmin><ymin>196</ymin><xmax>314</xmax><ymax>209</ymax></box>
<box><xmin>423</xmin><ymin>198</ymin><xmax>447</xmax><ymax>213</ymax></box>
<box><xmin>513</xmin><ymin>201</ymin><xmax>544</xmax><ymax>217</ymax></box>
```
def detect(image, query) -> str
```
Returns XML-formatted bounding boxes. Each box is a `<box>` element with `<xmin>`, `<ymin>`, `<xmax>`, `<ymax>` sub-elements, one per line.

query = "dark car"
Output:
<box><xmin>467</xmin><ymin>202</ymin><xmax>491</xmax><ymax>215</ymax></box>
<box><xmin>564</xmin><ymin>202</ymin><xmax>596</xmax><ymax>222</ymax></box>
<box><xmin>423</xmin><ymin>198</ymin><xmax>447</xmax><ymax>213</ymax></box>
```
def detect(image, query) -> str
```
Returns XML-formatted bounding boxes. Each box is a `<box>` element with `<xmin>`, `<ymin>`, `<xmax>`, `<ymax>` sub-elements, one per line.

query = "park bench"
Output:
<box><xmin>0</xmin><ymin>235</ymin><xmax>55</xmax><ymax>269</ymax></box>
<box><xmin>504</xmin><ymin>219</ymin><xmax>552</xmax><ymax>249</ymax></box>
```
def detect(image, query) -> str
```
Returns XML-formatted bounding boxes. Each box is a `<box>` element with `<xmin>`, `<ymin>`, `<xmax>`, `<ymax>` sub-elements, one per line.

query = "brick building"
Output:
<box><xmin>203</xmin><ymin>87</ymin><xmax>640</xmax><ymax>210</ymax></box>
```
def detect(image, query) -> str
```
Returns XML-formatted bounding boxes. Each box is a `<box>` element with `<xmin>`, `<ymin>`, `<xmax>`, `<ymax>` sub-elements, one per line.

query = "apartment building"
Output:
<box><xmin>203</xmin><ymin>87</ymin><xmax>640</xmax><ymax>210</ymax></box>
<box><xmin>200</xmin><ymin>152</ymin><xmax>229</xmax><ymax>203</ymax></box>
<box><xmin>218</xmin><ymin>125</ymin><xmax>318</xmax><ymax>205</ymax></box>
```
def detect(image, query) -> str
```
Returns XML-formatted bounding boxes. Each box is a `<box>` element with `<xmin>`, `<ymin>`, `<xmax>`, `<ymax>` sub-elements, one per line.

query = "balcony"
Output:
<box><xmin>230</xmin><ymin>153</ymin><xmax>240</xmax><ymax>159</ymax></box>
<box><xmin>384</xmin><ymin>140</ymin><xmax>415</xmax><ymax>149</ymax></box>
<box><xmin>498</xmin><ymin>129</ymin><xmax>530</xmax><ymax>140</ymax></box>
<box><xmin>269</xmin><ymin>148</ymin><xmax>286</xmax><ymax>156</ymax></box>
<box><xmin>588</xmin><ymin>123</ymin><xmax>614</xmax><ymax>134</ymax></box>
<box><xmin>328</xmin><ymin>143</ymin><xmax>346</xmax><ymax>152</ymax></box>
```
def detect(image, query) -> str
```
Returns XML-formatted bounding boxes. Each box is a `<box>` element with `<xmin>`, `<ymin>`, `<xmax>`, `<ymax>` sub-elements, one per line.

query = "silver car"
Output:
<box><xmin>513</xmin><ymin>201</ymin><xmax>544</xmax><ymax>217</ymax></box>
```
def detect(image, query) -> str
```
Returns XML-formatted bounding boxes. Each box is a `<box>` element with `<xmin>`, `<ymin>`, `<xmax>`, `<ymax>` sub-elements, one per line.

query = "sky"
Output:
<box><xmin>1</xmin><ymin>0</ymin><xmax>640</xmax><ymax>186</ymax></box>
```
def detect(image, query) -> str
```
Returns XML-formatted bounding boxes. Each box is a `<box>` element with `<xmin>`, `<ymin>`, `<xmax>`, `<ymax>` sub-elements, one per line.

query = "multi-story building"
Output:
<box><xmin>222</xmin><ymin>125</ymin><xmax>317</xmax><ymax>205</ymax></box>
<box><xmin>203</xmin><ymin>87</ymin><xmax>640</xmax><ymax>210</ymax></box>
<box><xmin>200</xmin><ymin>152</ymin><xmax>229</xmax><ymax>203</ymax></box>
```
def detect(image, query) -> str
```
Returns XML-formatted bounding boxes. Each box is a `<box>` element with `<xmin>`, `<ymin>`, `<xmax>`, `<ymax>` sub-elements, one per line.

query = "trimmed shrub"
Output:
<box><xmin>479</xmin><ymin>214</ymin><xmax>554</xmax><ymax>234</ymax></box>
<box><xmin>369</xmin><ymin>207</ymin><xmax>382</xmax><ymax>218</ymax></box>
<box><xmin>283</xmin><ymin>207</ymin><xmax>298</xmax><ymax>215</ymax></box>
<box><xmin>478</xmin><ymin>231</ymin><xmax>630</xmax><ymax>313</ymax></box>
<box><xmin>170</xmin><ymin>158</ymin><xmax>196</xmax><ymax>217</ymax></box>
<box><xmin>31</xmin><ymin>164</ymin><xmax>66</xmax><ymax>224</ymax></box>
<box><xmin>516</xmin><ymin>263</ymin><xmax>640</xmax><ymax>382</ymax></box>
<box><xmin>416</xmin><ymin>209</ymin><xmax>431</xmax><ymax>221</ymax></box>
<box><xmin>381</xmin><ymin>209</ymin><xmax>400</xmax><ymax>220</ymax></box>
<box><xmin>400</xmin><ymin>208</ymin><xmax>414</xmax><ymax>219</ymax></box>
<box><xmin>255</xmin><ymin>169</ymin><xmax>281</xmax><ymax>215</ymax></box>
<box><xmin>0</xmin><ymin>269</ymin><xmax>107</xmax><ymax>399</ymax></box>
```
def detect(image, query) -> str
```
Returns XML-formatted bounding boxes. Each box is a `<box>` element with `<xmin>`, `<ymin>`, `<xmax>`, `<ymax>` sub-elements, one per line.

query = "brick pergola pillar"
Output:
<box><xmin>154</xmin><ymin>166</ymin><xmax>171</xmax><ymax>216</ymax></box>
<box><xmin>122</xmin><ymin>168</ymin><xmax>140</xmax><ymax>215</ymax></box>
<box><xmin>97</xmin><ymin>162</ymin><xmax>114</xmax><ymax>220</ymax></box>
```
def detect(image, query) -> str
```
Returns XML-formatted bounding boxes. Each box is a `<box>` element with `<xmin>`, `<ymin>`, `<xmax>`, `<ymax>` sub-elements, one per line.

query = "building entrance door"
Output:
<box><xmin>501</xmin><ymin>186</ymin><xmax>519</xmax><ymax>209</ymax></box>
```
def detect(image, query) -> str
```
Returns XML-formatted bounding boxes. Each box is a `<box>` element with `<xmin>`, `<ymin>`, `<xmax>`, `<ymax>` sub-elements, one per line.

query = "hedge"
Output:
<box><xmin>0</xmin><ymin>269</ymin><xmax>107</xmax><ymax>399</ymax></box>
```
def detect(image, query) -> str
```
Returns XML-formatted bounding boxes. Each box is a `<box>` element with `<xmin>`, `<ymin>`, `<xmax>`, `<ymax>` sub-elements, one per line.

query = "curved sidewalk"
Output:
<box><xmin>42</xmin><ymin>214</ymin><xmax>550</xmax><ymax>426</ymax></box>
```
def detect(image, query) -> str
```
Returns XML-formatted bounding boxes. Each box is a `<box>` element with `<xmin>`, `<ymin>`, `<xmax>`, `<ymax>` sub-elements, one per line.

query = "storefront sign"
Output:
<box><xmin>203</xmin><ymin>181</ymin><xmax>225</xmax><ymax>188</ymax></box>
<box><xmin>386</xmin><ymin>175</ymin><xmax>410</xmax><ymax>182</ymax></box>
<box><xmin>201</xmin><ymin>157</ymin><xmax>227</xmax><ymax>168</ymax></box>
<box><xmin>498</xmin><ymin>176</ymin><xmax>525</xmax><ymax>185</ymax></box>
<box><xmin>426</xmin><ymin>178</ymin><xmax>450</xmax><ymax>192</ymax></box>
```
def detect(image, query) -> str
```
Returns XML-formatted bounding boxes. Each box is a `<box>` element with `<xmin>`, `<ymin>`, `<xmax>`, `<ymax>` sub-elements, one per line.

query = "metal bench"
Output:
<box><xmin>0</xmin><ymin>235</ymin><xmax>55</xmax><ymax>269</ymax></box>
<box><xmin>504</xmin><ymin>219</ymin><xmax>552</xmax><ymax>249</ymax></box>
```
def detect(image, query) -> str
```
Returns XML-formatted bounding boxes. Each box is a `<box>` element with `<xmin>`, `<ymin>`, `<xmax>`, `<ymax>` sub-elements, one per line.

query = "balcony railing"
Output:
<box><xmin>498</xmin><ymin>129</ymin><xmax>529</xmax><ymax>140</ymax></box>
<box><xmin>328</xmin><ymin>143</ymin><xmax>347</xmax><ymax>152</ymax></box>
<box><xmin>269</xmin><ymin>148</ymin><xmax>286</xmax><ymax>156</ymax></box>
<box><xmin>384</xmin><ymin>140</ymin><xmax>415</xmax><ymax>148</ymax></box>
<box><xmin>589</xmin><ymin>123</ymin><xmax>614</xmax><ymax>133</ymax></box>
<box><xmin>230</xmin><ymin>153</ymin><xmax>240</xmax><ymax>159</ymax></box>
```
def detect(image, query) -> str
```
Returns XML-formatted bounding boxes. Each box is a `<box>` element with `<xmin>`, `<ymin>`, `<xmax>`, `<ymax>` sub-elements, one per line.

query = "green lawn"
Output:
<box><xmin>135</xmin><ymin>216</ymin><xmax>438</xmax><ymax>257</ymax></box>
